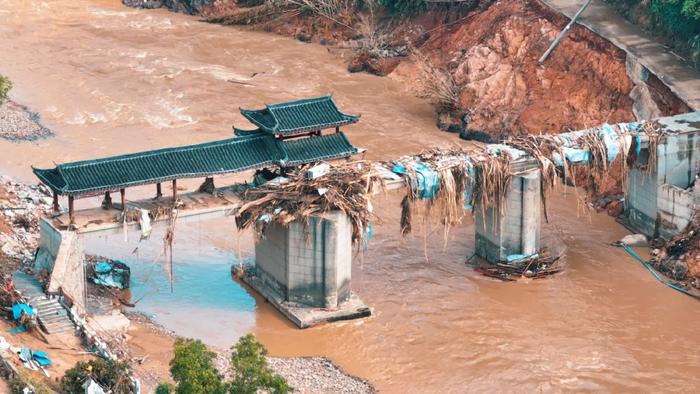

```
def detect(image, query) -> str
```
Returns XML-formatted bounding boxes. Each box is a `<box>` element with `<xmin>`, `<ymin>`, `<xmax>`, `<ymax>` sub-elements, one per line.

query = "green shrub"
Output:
<box><xmin>169</xmin><ymin>338</ymin><xmax>226</xmax><ymax>394</ymax></box>
<box><xmin>155</xmin><ymin>382</ymin><xmax>176</xmax><ymax>394</ymax></box>
<box><xmin>378</xmin><ymin>0</ymin><xmax>426</xmax><ymax>15</ymax></box>
<box><xmin>61</xmin><ymin>358</ymin><xmax>133</xmax><ymax>394</ymax></box>
<box><xmin>0</xmin><ymin>74</ymin><xmax>11</xmax><ymax>105</ymax></box>
<box><xmin>607</xmin><ymin>0</ymin><xmax>700</xmax><ymax>65</ymax></box>
<box><xmin>229</xmin><ymin>334</ymin><xmax>291</xmax><ymax>394</ymax></box>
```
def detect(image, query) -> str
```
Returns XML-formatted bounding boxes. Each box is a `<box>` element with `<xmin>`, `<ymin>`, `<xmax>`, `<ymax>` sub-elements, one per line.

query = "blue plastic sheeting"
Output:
<box><xmin>12</xmin><ymin>304</ymin><xmax>36</xmax><ymax>320</ymax></box>
<box><xmin>95</xmin><ymin>262</ymin><xmax>113</xmax><ymax>274</ymax></box>
<box><xmin>552</xmin><ymin>147</ymin><xmax>591</xmax><ymax>166</ymax></box>
<box><xmin>599</xmin><ymin>124</ymin><xmax>621</xmax><ymax>162</ymax></box>
<box><xmin>506</xmin><ymin>253</ymin><xmax>538</xmax><ymax>264</ymax></box>
<box><xmin>18</xmin><ymin>347</ymin><xmax>52</xmax><ymax>366</ymax></box>
<box><xmin>392</xmin><ymin>162</ymin><xmax>440</xmax><ymax>199</ymax></box>
<box><xmin>8</xmin><ymin>325</ymin><xmax>26</xmax><ymax>335</ymax></box>
<box><xmin>32</xmin><ymin>351</ymin><xmax>52</xmax><ymax>366</ymax></box>
<box><xmin>92</xmin><ymin>261</ymin><xmax>130</xmax><ymax>289</ymax></box>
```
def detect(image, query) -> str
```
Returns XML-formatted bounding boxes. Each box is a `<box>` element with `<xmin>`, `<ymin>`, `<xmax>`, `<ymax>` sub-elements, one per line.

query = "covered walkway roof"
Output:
<box><xmin>238</xmin><ymin>96</ymin><xmax>359</xmax><ymax>136</ymax></box>
<box><xmin>33</xmin><ymin>132</ymin><xmax>358</xmax><ymax>197</ymax></box>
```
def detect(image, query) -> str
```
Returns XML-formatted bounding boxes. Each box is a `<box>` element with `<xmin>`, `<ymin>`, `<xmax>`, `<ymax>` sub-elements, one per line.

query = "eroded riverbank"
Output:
<box><xmin>1</xmin><ymin>0</ymin><xmax>700</xmax><ymax>392</ymax></box>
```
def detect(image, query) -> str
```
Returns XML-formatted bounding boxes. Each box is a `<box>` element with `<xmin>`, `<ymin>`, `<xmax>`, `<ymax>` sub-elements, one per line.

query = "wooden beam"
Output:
<box><xmin>52</xmin><ymin>192</ymin><xmax>59</xmax><ymax>212</ymax></box>
<box><xmin>104</xmin><ymin>191</ymin><xmax>112</xmax><ymax>209</ymax></box>
<box><xmin>156</xmin><ymin>183</ymin><xmax>162</xmax><ymax>198</ymax></box>
<box><xmin>68</xmin><ymin>195</ymin><xmax>74</xmax><ymax>225</ymax></box>
<box><xmin>172</xmin><ymin>179</ymin><xmax>177</xmax><ymax>202</ymax></box>
<box><xmin>120</xmin><ymin>188</ymin><xmax>126</xmax><ymax>214</ymax></box>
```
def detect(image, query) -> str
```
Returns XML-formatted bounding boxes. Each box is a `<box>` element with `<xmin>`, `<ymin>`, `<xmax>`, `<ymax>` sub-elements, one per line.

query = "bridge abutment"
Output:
<box><xmin>625</xmin><ymin>115</ymin><xmax>700</xmax><ymax>238</ymax></box>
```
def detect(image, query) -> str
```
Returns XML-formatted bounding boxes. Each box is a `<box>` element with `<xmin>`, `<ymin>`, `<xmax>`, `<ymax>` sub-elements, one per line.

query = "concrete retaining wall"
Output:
<box><xmin>34</xmin><ymin>218</ymin><xmax>86</xmax><ymax>315</ymax></box>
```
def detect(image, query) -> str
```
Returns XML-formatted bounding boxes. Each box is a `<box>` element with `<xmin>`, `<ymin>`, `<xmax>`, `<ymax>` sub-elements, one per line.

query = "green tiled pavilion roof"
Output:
<box><xmin>33</xmin><ymin>133</ymin><xmax>358</xmax><ymax>196</ymax></box>
<box><xmin>240</xmin><ymin>96</ymin><xmax>359</xmax><ymax>136</ymax></box>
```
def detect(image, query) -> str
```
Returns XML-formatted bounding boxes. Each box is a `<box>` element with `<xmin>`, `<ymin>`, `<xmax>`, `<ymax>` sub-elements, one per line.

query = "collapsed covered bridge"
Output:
<box><xmin>28</xmin><ymin>96</ymin><xmax>700</xmax><ymax>327</ymax></box>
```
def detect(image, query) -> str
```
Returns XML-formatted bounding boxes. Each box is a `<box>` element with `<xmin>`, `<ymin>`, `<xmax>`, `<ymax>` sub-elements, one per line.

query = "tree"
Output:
<box><xmin>169</xmin><ymin>338</ymin><xmax>226</xmax><ymax>394</ymax></box>
<box><xmin>61</xmin><ymin>359</ymin><xmax>133</xmax><ymax>394</ymax></box>
<box><xmin>155</xmin><ymin>382</ymin><xmax>176</xmax><ymax>394</ymax></box>
<box><xmin>229</xmin><ymin>334</ymin><xmax>291</xmax><ymax>394</ymax></box>
<box><xmin>0</xmin><ymin>74</ymin><xmax>11</xmax><ymax>105</ymax></box>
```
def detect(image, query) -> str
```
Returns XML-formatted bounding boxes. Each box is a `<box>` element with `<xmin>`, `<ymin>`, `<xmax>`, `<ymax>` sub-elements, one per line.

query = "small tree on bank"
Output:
<box><xmin>159</xmin><ymin>334</ymin><xmax>291</xmax><ymax>394</ymax></box>
<box><xmin>0</xmin><ymin>74</ymin><xmax>12</xmax><ymax>105</ymax></box>
<box><xmin>229</xmin><ymin>334</ymin><xmax>291</xmax><ymax>394</ymax></box>
<box><xmin>169</xmin><ymin>338</ymin><xmax>226</xmax><ymax>394</ymax></box>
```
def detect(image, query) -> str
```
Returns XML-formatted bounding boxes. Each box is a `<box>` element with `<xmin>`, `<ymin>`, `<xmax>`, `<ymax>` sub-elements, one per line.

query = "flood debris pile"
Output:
<box><xmin>508</xmin><ymin>120</ymin><xmax>663</xmax><ymax>209</ymax></box>
<box><xmin>474</xmin><ymin>251</ymin><xmax>564</xmax><ymax>281</ymax></box>
<box><xmin>386</xmin><ymin>148</ymin><xmax>485</xmax><ymax>237</ymax></box>
<box><xmin>0</xmin><ymin>176</ymin><xmax>53</xmax><ymax>264</ymax></box>
<box><xmin>651</xmin><ymin>211</ymin><xmax>700</xmax><ymax>290</ymax></box>
<box><xmin>381</xmin><ymin>146</ymin><xmax>565</xmax><ymax>278</ymax></box>
<box><xmin>234</xmin><ymin>162</ymin><xmax>381</xmax><ymax>244</ymax></box>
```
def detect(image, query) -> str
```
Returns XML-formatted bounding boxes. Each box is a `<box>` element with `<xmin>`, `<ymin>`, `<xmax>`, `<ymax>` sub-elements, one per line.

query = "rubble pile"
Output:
<box><xmin>652</xmin><ymin>210</ymin><xmax>700</xmax><ymax>289</ymax></box>
<box><xmin>0</xmin><ymin>176</ymin><xmax>53</xmax><ymax>264</ymax></box>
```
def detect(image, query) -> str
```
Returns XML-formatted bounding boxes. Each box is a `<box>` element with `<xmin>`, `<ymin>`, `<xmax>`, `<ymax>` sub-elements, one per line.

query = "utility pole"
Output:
<box><xmin>539</xmin><ymin>0</ymin><xmax>593</xmax><ymax>64</ymax></box>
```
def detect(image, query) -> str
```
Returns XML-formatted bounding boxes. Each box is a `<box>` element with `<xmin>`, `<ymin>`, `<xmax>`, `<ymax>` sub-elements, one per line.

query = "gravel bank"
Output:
<box><xmin>0</xmin><ymin>100</ymin><xmax>53</xmax><ymax>141</ymax></box>
<box><xmin>267</xmin><ymin>356</ymin><xmax>376</xmax><ymax>394</ymax></box>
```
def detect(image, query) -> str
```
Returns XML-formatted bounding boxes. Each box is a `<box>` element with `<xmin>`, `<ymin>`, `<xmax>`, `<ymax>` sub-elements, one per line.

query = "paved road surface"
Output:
<box><xmin>543</xmin><ymin>0</ymin><xmax>700</xmax><ymax>111</ymax></box>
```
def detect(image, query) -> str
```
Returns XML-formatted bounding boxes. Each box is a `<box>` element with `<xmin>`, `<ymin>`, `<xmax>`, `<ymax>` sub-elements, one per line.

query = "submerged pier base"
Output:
<box><xmin>474</xmin><ymin>168</ymin><xmax>542</xmax><ymax>263</ymax></box>
<box><xmin>241</xmin><ymin>211</ymin><xmax>371</xmax><ymax>328</ymax></box>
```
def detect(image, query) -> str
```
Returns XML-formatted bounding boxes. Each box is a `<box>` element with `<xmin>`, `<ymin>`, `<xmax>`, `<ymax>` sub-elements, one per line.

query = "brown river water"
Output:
<box><xmin>2</xmin><ymin>0</ymin><xmax>700</xmax><ymax>392</ymax></box>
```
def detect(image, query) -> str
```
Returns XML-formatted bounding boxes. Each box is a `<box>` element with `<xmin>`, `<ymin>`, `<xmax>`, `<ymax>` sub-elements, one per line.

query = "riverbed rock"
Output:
<box><xmin>122</xmin><ymin>0</ymin><xmax>237</xmax><ymax>17</ymax></box>
<box><xmin>618</xmin><ymin>234</ymin><xmax>648</xmax><ymax>247</ymax></box>
<box><xmin>348</xmin><ymin>53</ymin><xmax>402</xmax><ymax>77</ymax></box>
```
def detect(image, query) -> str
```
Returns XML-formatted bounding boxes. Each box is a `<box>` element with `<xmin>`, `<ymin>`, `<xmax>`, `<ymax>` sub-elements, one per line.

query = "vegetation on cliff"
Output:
<box><xmin>605</xmin><ymin>0</ymin><xmax>700</xmax><ymax>67</ymax></box>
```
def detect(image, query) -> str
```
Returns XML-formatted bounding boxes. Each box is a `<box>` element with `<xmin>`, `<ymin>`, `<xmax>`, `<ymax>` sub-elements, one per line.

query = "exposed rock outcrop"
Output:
<box><xmin>122</xmin><ymin>0</ymin><xmax>236</xmax><ymax>16</ymax></box>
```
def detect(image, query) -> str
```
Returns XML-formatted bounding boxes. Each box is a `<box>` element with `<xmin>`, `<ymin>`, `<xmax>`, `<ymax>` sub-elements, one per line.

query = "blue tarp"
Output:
<box><xmin>392</xmin><ymin>162</ymin><xmax>440</xmax><ymax>199</ymax></box>
<box><xmin>32</xmin><ymin>351</ymin><xmax>52</xmax><ymax>366</ymax></box>
<box><xmin>92</xmin><ymin>261</ymin><xmax>130</xmax><ymax>289</ymax></box>
<box><xmin>12</xmin><ymin>304</ymin><xmax>36</xmax><ymax>320</ymax></box>
<box><xmin>18</xmin><ymin>347</ymin><xmax>52</xmax><ymax>366</ymax></box>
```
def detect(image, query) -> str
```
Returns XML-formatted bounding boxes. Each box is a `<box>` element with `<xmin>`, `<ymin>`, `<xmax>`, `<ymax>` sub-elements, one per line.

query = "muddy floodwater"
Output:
<box><xmin>2</xmin><ymin>0</ymin><xmax>700</xmax><ymax>392</ymax></box>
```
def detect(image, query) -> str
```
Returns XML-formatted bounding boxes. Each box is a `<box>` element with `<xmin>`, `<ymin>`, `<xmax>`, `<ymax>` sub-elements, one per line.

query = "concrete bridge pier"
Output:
<box><xmin>474</xmin><ymin>169</ymin><xmax>542</xmax><ymax>263</ymax></box>
<box><xmin>243</xmin><ymin>211</ymin><xmax>371</xmax><ymax>328</ymax></box>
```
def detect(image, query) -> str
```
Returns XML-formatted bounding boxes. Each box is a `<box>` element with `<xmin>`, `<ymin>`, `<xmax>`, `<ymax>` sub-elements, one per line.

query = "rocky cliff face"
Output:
<box><xmin>122</xmin><ymin>0</ymin><xmax>236</xmax><ymax>16</ymax></box>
